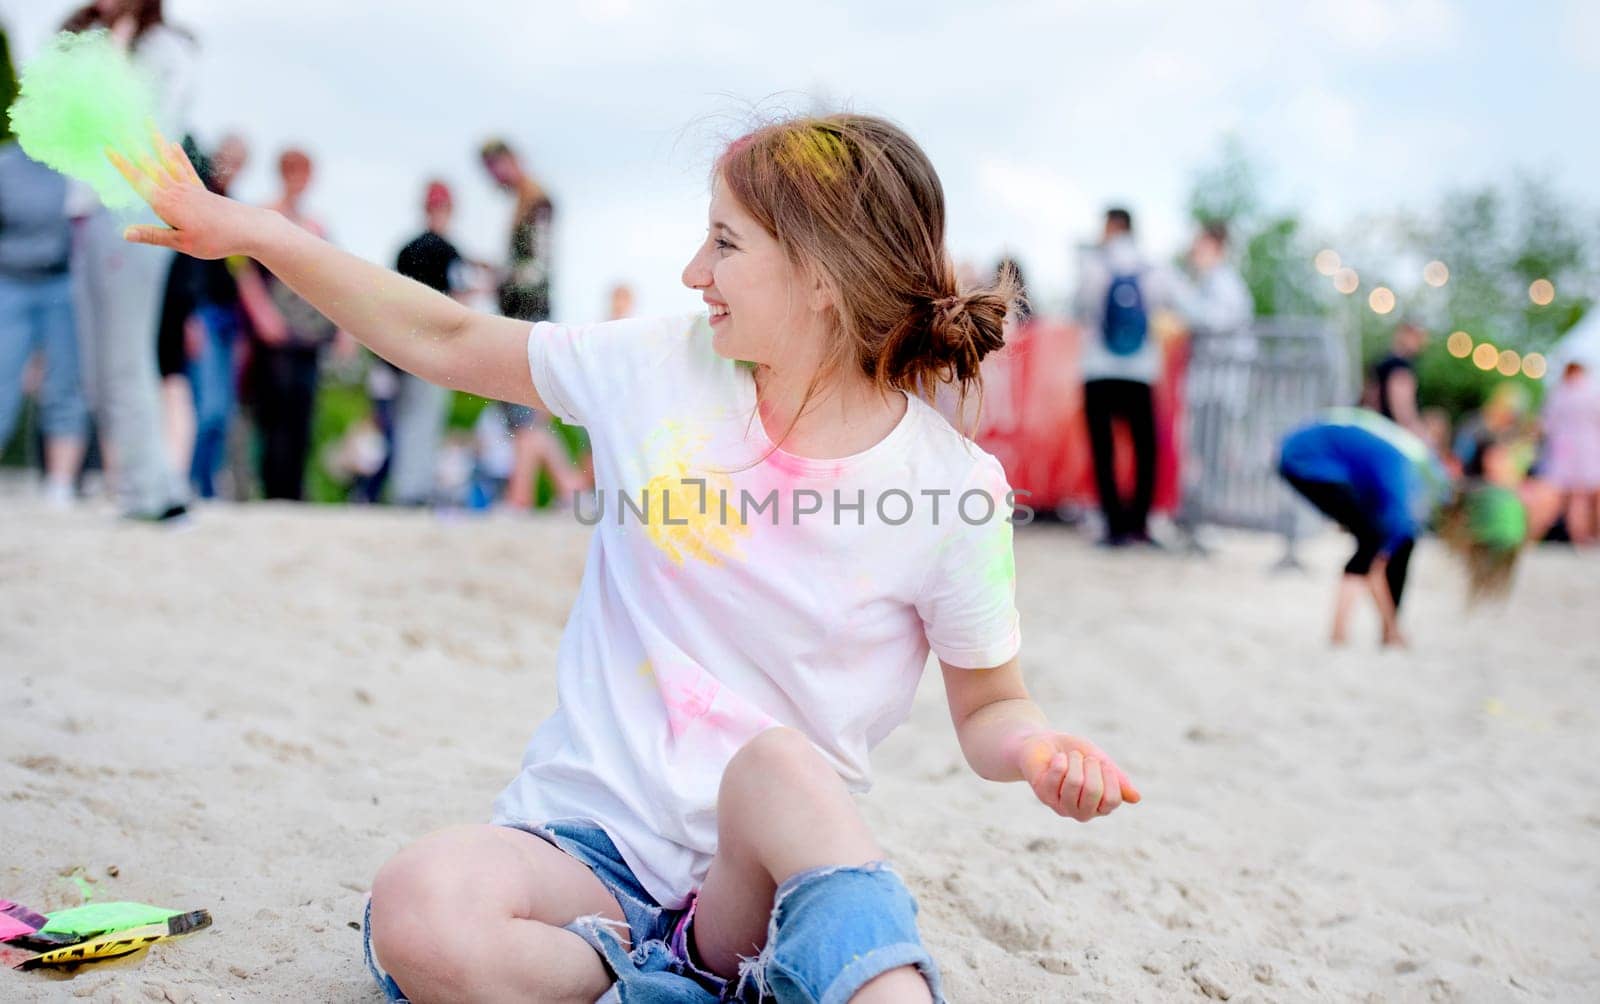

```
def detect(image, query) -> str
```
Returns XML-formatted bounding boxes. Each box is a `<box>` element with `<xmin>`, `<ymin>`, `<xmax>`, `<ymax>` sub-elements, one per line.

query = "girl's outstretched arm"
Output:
<box><xmin>941</xmin><ymin>657</ymin><xmax>1139</xmax><ymax>822</ymax></box>
<box><xmin>111</xmin><ymin>136</ymin><xmax>542</xmax><ymax>408</ymax></box>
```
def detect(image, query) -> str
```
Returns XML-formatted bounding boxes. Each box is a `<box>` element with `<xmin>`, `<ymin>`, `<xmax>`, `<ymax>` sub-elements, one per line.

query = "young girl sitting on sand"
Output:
<box><xmin>114</xmin><ymin>114</ymin><xmax>1138</xmax><ymax>1003</ymax></box>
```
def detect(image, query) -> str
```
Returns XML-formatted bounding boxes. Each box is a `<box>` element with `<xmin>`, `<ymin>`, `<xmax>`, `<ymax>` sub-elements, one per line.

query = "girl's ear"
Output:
<box><xmin>803</xmin><ymin>262</ymin><xmax>838</xmax><ymax>315</ymax></box>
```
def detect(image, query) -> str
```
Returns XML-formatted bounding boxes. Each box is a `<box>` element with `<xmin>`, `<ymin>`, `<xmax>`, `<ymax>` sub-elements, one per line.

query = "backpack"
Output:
<box><xmin>1101</xmin><ymin>270</ymin><xmax>1148</xmax><ymax>356</ymax></box>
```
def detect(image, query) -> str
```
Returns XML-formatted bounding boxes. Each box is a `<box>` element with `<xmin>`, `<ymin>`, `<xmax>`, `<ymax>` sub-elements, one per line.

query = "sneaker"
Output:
<box><xmin>125</xmin><ymin>503</ymin><xmax>192</xmax><ymax>528</ymax></box>
<box><xmin>41</xmin><ymin>480</ymin><xmax>76</xmax><ymax>511</ymax></box>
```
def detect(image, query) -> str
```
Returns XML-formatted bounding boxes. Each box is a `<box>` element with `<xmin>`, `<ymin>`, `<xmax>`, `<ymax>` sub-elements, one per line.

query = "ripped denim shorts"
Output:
<box><xmin>364</xmin><ymin>817</ymin><xmax>945</xmax><ymax>1003</ymax></box>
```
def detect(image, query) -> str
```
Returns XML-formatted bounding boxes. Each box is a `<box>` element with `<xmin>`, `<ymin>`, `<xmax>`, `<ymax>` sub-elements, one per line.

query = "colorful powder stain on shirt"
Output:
<box><xmin>979</xmin><ymin>517</ymin><xmax>1017</xmax><ymax>594</ymax></box>
<box><xmin>652</xmin><ymin>661</ymin><xmax>776</xmax><ymax>742</ymax></box>
<box><xmin>658</xmin><ymin>667</ymin><xmax>724</xmax><ymax>739</ymax></box>
<box><xmin>639</xmin><ymin>422</ymin><xmax>748</xmax><ymax>567</ymax></box>
<box><xmin>7</xmin><ymin>30</ymin><xmax>159</xmax><ymax>210</ymax></box>
<box><xmin>925</xmin><ymin>485</ymin><xmax>1018</xmax><ymax>606</ymax></box>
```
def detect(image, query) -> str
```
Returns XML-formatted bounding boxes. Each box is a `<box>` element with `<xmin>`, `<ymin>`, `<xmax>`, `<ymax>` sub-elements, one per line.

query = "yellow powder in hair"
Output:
<box><xmin>776</xmin><ymin>126</ymin><xmax>849</xmax><ymax>184</ymax></box>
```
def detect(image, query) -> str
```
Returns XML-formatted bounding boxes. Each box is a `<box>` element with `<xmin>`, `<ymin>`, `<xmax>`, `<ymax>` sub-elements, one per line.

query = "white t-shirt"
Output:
<box><xmin>491</xmin><ymin>313</ymin><xmax>1022</xmax><ymax>908</ymax></box>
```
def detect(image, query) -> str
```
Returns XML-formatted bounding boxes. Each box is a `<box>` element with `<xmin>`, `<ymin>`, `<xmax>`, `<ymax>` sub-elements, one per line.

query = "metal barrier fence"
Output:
<box><xmin>1179</xmin><ymin>317</ymin><xmax>1348</xmax><ymax>561</ymax></box>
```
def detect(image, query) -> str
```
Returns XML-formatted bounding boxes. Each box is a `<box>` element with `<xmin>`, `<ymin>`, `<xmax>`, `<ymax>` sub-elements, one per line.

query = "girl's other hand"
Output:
<box><xmin>1018</xmin><ymin>733</ymin><xmax>1140</xmax><ymax>822</ymax></box>
<box><xmin>110</xmin><ymin>129</ymin><xmax>267</xmax><ymax>261</ymax></box>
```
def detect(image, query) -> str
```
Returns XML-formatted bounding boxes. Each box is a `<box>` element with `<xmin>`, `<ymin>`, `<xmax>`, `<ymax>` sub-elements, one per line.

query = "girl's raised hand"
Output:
<box><xmin>108</xmin><ymin>129</ymin><xmax>264</xmax><ymax>261</ymax></box>
<box><xmin>1018</xmin><ymin>733</ymin><xmax>1140</xmax><ymax>822</ymax></box>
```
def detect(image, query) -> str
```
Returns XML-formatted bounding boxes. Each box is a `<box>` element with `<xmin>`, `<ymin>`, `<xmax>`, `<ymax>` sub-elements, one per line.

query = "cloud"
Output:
<box><xmin>1280</xmin><ymin>87</ymin><xmax>1363</xmax><ymax>163</ymax></box>
<box><xmin>963</xmin><ymin>157</ymin><xmax>1097</xmax><ymax>307</ymax></box>
<box><xmin>1563</xmin><ymin>0</ymin><xmax>1600</xmax><ymax>71</ymax></box>
<box><xmin>1307</xmin><ymin>0</ymin><xmax>1463</xmax><ymax>55</ymax></box>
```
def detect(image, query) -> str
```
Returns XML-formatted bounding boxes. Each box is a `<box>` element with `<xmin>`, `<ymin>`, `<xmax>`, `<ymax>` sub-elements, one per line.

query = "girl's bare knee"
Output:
<box><xmin>368</xmin><ymin>827</ymin><xmax>500</xmax><ymax>987</ymax></box>
<box><xmin>722</xmin><ymin>727</ymin><xmax>834</xmax><ymax>802</ymax></box>
<box><xmin>717</xmin><ymin>727</ymin><xmax>877</xmax><ymax>875</ymax></box>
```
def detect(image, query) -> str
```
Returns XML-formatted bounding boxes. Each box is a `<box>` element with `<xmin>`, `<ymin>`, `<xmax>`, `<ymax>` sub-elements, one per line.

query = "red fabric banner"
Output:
<box><xmin>973</xmin><ymin>319</ymin><xmax>1187</xmax><ymax>514</ymax></box>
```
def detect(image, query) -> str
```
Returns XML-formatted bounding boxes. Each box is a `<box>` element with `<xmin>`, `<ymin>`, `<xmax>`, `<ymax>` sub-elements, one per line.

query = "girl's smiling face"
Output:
<box><xmin>681</xmin><ymin>176</ymin><xmax>829</xmax><ymax>367</ymax></box>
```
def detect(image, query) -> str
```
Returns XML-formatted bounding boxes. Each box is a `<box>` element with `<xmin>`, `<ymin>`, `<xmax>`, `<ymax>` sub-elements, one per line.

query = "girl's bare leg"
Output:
<box><xmin>368</xmin><ymin>824</ymin><xmax>625</xmax><ymax>1004</ymax></box>
<box><xmin>693</xmin><ymin>727</ymin><xmax>934</xmax><ymax>1004</ymax></box>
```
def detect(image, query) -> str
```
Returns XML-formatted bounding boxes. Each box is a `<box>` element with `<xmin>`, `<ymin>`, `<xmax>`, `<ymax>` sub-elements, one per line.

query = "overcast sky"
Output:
<box><xmin>6</xmin><ymin>0</ymin><xmax>1597</xmax><ymax>319</ymax></box>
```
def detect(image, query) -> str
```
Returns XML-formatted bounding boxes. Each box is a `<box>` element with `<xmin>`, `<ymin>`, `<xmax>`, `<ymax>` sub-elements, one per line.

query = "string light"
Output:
<box><xmin>1314</xmin><ymin>249</ymin><xmax>1341</xmax><ymax>276</ymax></box>
<box><xmin>1368</xmin><ymin>286</ymin><xmax>1396</xmax><ymax>314</ymax></box>
<box><xmin>1472</xmin><ymin>343</ymin><xmax>1499</xmax><ymax>371</ymax></box>
<box><xmin>1333</xmin><ymin>268</ymin><xmax>1359</xmax><ymax>294</ymax></box>
<box><xmin>1529</xmin><ymin>279</ymin><xmax>1555</xmax><ymax>306</ymax></box>
<box><xmin>1422</xmin><ymin>260</ymin><xmax>1449</xmax><ymax>287</ymax></box>
<box><xmin>1446</xmin><ymin>331</ymin><xmax>1472</xmax><ymax>357</ymax></box>
<box><xmin>1522</xmin><ymin>353</ymin><xmax>1547</xmax><ymax>379</ymax></box>
<box><xmin>1497</xmin><ymin>349</ymin><xmax>1521</xmax><ymax>376</ymax></box>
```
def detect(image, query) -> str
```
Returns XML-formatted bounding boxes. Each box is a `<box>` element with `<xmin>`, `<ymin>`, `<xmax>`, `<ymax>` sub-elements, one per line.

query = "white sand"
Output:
<box><xmin>2</xmin><ymin>502</ymin><xmax>1596</xmax><ymax>1002</ymax></box>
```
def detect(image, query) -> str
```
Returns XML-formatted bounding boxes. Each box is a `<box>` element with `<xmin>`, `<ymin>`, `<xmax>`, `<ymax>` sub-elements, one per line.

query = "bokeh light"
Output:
<box><xmin>1333</xmin><ymin>268</ymin><xmax>1359</xmax><ymax>294</ymax></box>
<box><xmin>1368</xmin><ymin>286</ymin><xmax>1396</xmax><ymax>314</ymax></box>
<box><xmin>1497</xmin><ymin>349</ymin><xmax>1521</xmax><ymax>376</ymax></box>
<box><xmin>1423</xmin><ymin>260</ymin><xmax>1449</xmax><ymax>287</ymax></box>
<box><xmin>1447</xmin><ymin>331</ymin><xmax>1473</xmax><ymax>357</ymax></box>
<box><xmin>1314</xmin><ymin>249</ymin><xmax>1342</xmax><ymax>276</ymax></box>
<box><xmin>1529</xmin><ymin>278</ymin><xmax>1555</xmax><ymax>305</ymax></box>
<box><xmin>1472</xmin><ymin>343</ymin><xmax>1499</xmax><ymax>371</ymax></box>
<box><xmin>1522</xmin><ymin>353</ymin><xmax>1548</xmax><ymax>379</ymax></box>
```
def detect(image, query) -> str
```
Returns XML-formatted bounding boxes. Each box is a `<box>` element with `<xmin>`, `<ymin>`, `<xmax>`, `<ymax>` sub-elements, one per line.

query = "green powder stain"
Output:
<box><xmin>1465</xmin><ymin>485</ymin><xmax>1526</xmax><ymax>552</ymax></box>
<box><xmin>979</xmin><ymin>517</ymin><xmax>1016</xmax><ymax>595</ymax></box>
<box><xmin>7</xmin><ymin>30</ymin><xmax>158</xmax><ymax>210</ymax></box>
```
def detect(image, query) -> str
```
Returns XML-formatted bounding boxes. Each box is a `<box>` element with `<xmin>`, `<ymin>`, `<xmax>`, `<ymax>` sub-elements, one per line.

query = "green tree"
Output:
<box><xmin>1189</xmin><ymin>139</ymin><xmax>1597</xmax><ymax>419</ymax></box>
<box><xmin>1398</xmin><ymin>176</ymin><xmax>1594</xmax><ymax>416</ymax></box>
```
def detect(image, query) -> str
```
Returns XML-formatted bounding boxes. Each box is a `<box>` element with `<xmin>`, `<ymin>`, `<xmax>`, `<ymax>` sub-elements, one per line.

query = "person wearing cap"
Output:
<box><xmin>367</xmin><ymin>180</ymin><xmax>481</xmax><ymax>505</ymax></box>
<box><xmin>479</xmin><ymin>138</ymin><xmax>587</xmax><ymax>508</ymax></box>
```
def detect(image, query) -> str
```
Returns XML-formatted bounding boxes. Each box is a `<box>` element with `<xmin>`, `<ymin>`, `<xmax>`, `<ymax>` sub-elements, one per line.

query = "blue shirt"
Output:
<box><xmin>1279</xmin><ymin>417</ymin><xmax>1441</xmax><ymax>551</ymax></box>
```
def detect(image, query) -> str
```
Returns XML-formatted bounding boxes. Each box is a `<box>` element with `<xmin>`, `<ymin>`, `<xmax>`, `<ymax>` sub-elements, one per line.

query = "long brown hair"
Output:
<box><xmin>62</xmin><ymin>1</ymin><xmax>186</xmax><ymax>46</ymax></box>
<box><xmin>716</xmin><ymin>114</ymin><xmax>1015</xmax><ymax>441</ymax></box>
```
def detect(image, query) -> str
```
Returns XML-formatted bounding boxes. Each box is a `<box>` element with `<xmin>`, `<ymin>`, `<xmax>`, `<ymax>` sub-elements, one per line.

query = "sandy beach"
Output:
<box><xmin>2</xmin><ymin>501</ymin><xmax>1596</xmax><ymax>1002</ymax></box>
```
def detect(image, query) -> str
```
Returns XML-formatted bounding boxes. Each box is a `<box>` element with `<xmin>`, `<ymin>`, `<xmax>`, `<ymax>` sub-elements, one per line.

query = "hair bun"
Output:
<box><xmin>923</xmin><ymin>289</ymin><xmax>1008</xmax><ymax>382</ymax></box>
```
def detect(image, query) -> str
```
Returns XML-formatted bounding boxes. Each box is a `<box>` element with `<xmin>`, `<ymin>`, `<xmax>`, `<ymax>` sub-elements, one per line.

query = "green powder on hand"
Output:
<box><xmin>6</xmin><ymin>29</ymin><xmax>158</xmax><ymax>209</ymax></box>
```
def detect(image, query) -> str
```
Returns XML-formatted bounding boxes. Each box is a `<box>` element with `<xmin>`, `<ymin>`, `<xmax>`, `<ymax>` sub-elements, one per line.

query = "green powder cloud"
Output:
<box><xmin>6</xmin><ymin>30</ymin><xmax>158</xmax><ymax>210</ymax></box>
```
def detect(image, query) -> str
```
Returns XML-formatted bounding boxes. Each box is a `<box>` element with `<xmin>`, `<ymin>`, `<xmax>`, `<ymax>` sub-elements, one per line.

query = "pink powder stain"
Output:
<box><xmin>662</xmin><ymin>672</ymin><xmax>723</xmax><ymax>738</ymax></box>
<box><xmin>655</xmin><ymin>662</ymin><xmax>772</xmax><ymax>741</ymax></box>
<box><xmin>753</xmin><ymin>398</ymin><xmax>846</xmax><ymax>486</ymax></box>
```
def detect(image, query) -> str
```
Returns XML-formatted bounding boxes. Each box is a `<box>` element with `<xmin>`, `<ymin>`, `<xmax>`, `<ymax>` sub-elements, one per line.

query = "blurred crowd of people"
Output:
<box><xmin>1360</xmin><ymin>318</ymin><xmax>1600</xmax><ymax>545</ymax></box>
<box><xmin>0</xmin><ymin>2</ymin><xmax>598</xmax><ymax>519</ymax></box>
<box><xmin>3</xmin><ymin>2</ymin><xmax>1596</xmax><ymax>550</ymax></box>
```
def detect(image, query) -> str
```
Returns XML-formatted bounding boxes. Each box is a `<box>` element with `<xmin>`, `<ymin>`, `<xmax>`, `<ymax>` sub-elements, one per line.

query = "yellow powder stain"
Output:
<box><xmin>639</xmin><ymin>423</ymin><xmax>748</xmax><ymax>567</ymax></box>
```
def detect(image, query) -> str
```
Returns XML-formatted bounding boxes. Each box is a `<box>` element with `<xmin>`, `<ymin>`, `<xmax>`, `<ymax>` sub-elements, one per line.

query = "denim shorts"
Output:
<box><xmin>363</xmin><ymin>818</ymin><xmax>944</xmax><ymax>1003</ymax></box>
